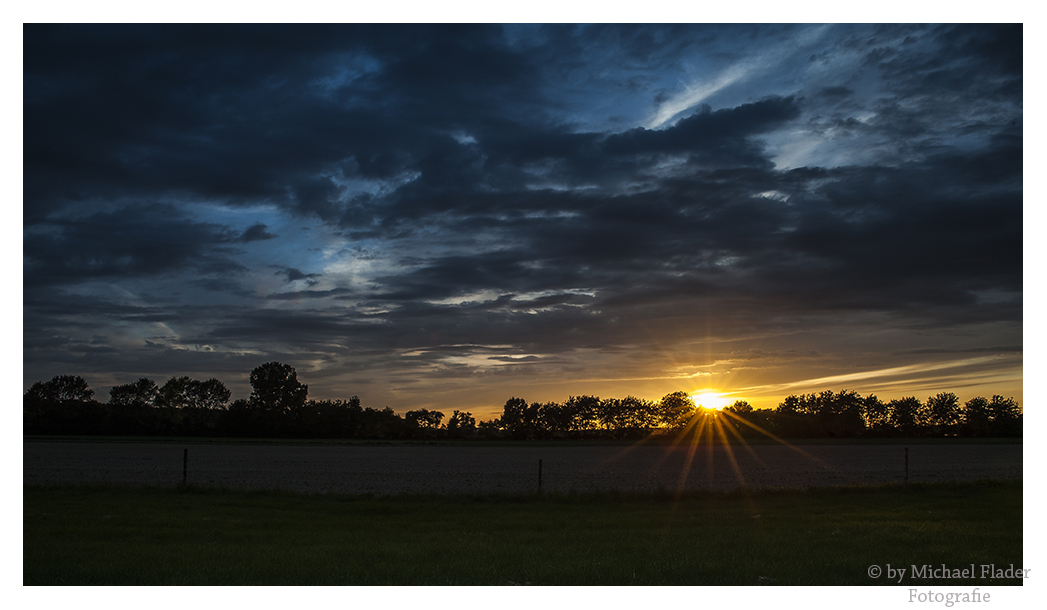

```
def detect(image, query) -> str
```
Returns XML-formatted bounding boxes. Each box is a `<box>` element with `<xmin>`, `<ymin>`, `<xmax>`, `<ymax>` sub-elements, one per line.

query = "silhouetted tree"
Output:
<box><xmin>168</xmin><ymin>378</ymin><xmax>231</xmax><ymax>434</ymax></box>
<box><xmin>499</xmin><ymin>397</ymin><xmax>530</xmax><ymax>439</ymax></box>
<box><xmin>524</xmin><ymin>402</ymin><xmax>545</xmax><ymax>437</ymax></box>
<box><xmin>796</xmin><ymin>394</ymin><xmax>820</xmax><ymax>416</ymax></box>
<box><xmin>156</xmin><ymin>376</ymin><xmax>194</xmax><ymax>409</ymax></box>
<box><xmin>186</xmin><ymin>378</ymin><xmax>231</xmax><ymax>410</ymax></box>
<box><xmin>926</xmin><ymin>392</ymin><xmax>961</xmax><ymax>431</ymax></box>
<box><xmin>296</xmin><ymin>397</ymin><xmax>364</xmax><ymax>438</ymax></box>
<box><xmin>599</xmin><ymin>396</ymin><xmax>657</xmax><ymax>438</ymax></box>
<box><xmin>358</xmin><ymin>406</ymin><xmax>407</xmax><ymax>439</ymax></box>
<box><xmin>962</xmin><ymin>396</ymin><xmax>992</xmax><ymax>436</ymax></box>
<box><xmin>889</xmin><ymin>396</ymin><xmax>925</xmax><ymax>435</ymax></box>
<box><xmin>24</xmin><ymin>375</ymin><xmax>97</xmax><ymax>434</ymax></box>
<box><xmin>862</xmin><ymin>394</ymin><xmax>890</xmax><ymax>432</ymax></box>
<box><xmin>477</xmin><ymin>418</ymin><xmax>502</xmax><ymax>438</ymax></box>
<box><xmin>249</xmin><ymin>362</ymin><xmax>308</xmax><ymax>413</ymax></box>
<box><xmin>815</xmin><ymin>390</ymin><xmax>864</xmax><ymax>437</ymax></box>
<box><xmin>109</xmin><ymin>378</ymin><xmax>159</xmax><ymax>407</ymax></box>
<box><xmin>721</xmin><ymin>402</ymin><xmax>775</xmax><ymax>439</ymax></box>
<box><xmin>987</xmin><ymin>395</ymin><xmax>1022</xmax><ymax>436</ymax></box>
<box><xmin>987</xmin><ymin>394</ymin><xmax>1020</xmax><ymax>420</ymax></box>
<box><xmin>105</xmin><ymin>378</ymin><xmax>160</xmax><ymax>434</ymax></box>
<box><xmin>776</xmin><ymin>394</ymin><xmax>803</xmax><ymax>416</ymax></box>
<box><xmin>773</xmin><ymin>395</ymin><xmax>809</xmax><ymax>436</ymax></box>
<box><xmin>536</xmin><ymin>402</ymin><xmax>572</xmax><ymax>438</ymax></box>
<box><xmin>405</xmin><ymin>408</ymin><xmax>444</xmax><ymax>429</ymax></box>
<box><xmin>595</xmin><ymin>397</ymin><xmax>626</xmax><ymax>431</ymax></box>
<box><xmin>658</xmin><ymin>391</ymin><xmax>697</xmax><ymax>429</ymax></box>
<box><xmin>446</xmin><ymin>410</ymin><xmax>477</xmax><ymax>438</ymax></box>
<box><xmin>770</xmin><ymin>391</ymin><xmax>866</xmax><ymax>437</ymax></box>
<box><xmin>564</xmin><ymin>395</ymin><xmax>601</xmax><ymax>433</ymax></box>
<box><xmin>25</xmin><ymin>375</ymin><xmax>94</xmax><ymax>404</ymax></box>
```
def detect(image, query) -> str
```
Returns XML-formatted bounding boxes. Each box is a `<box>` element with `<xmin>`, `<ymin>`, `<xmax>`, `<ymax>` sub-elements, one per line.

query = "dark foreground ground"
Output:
<box><xmin>24</xmin><ymin>480</ymin><xmax>1022</xmax><ymax>585</ymax></box>
<box><xmin>23</xmin><ymin>439</ymin><xmax>1022</xmax><ymax>494</ymax></box>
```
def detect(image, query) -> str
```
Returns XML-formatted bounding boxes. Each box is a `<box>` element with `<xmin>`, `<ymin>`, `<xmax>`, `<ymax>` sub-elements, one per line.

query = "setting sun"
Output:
<box><xmin>690</xmin><ymin>390</ymin><xmax>733</xmax><ymax>411</ymax></box>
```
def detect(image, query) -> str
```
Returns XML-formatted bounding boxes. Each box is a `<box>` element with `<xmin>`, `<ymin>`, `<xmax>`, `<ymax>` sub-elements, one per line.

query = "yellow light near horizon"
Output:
<box><xmin>691</xmin><ymin>390</ymin><xmax>732</xmax><ymax>411</ymax></box>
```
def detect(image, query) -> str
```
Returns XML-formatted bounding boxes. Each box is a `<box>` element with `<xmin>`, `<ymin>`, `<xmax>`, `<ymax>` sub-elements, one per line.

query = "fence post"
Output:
<box><xmin>904</xmin><ymin>447</ymin><xmax>908</xmax><ymax>484</ymax></box>
<box><xmin>538</xmin><ymin>458</ymin><xmax>543</xmax><ymax>492</ymax></box>
<box><xmin>183</xmin><ymin>448</ymin><xmax>188</xmax><ymax>485</ymax></box>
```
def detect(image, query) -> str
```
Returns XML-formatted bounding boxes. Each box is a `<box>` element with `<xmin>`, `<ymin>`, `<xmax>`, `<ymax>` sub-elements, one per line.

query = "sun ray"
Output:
<box><xmin>704</xmin><ymin>413</ymin><xmax>717</xmax><ymax>488</ymax></box>
<box><xmin>675</xmin><ymin>412</ymin><xmax>710</xmax><ymax>496</ymax></box>
<box><xmin>651</xmin><ymin>406</ymin><xmax>703</xmax><ymax>471</ymax></box>
<box><xmin>716</xmin><ymin>411</ymin><xmax>768</xmax><ymax>468</ymax></box>
<box><xmin>591</xmin><ymin>392</ymin><xmax>856</xmax><ymax>499</ymax></box>
<box><xmin>713</xmin><ymin>415</ymin><xmax>750</xmax><ymax>490</ymax></box>
<box><xmin>718</xmin><ymin>409</ymin><xmax>836</xmax><ymax>470</ymax></box>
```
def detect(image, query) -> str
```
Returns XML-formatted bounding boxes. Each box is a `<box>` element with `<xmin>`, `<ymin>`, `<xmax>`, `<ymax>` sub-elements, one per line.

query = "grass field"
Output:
<box><xmin>24</xmin><ymin>480</ymin><xmax>1022</xmax><ymax>585</ymax></box>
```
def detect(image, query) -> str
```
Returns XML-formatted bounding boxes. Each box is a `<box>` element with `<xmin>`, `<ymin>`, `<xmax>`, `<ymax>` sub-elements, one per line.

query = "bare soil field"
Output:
<box><xmin>23</xmin><ymin>441</ymin><xmax>1022</xmax><ymax>494</ymax></box>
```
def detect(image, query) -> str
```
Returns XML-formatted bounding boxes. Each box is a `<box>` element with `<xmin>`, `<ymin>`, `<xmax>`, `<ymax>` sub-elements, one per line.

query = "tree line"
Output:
<box><xmin>22</xmin><ymin>362</ymin><xmax>477</xmax><ymax>439</ymax></box>
<box><xmin>486</xmin><ymin>389</ymin><xmax>1021</xmax><ymax>439</ymax></box>
<box><xmin>23</xmin><ymin>363</ymin><xmax>1021</xmax><ymax>439</ymax></box>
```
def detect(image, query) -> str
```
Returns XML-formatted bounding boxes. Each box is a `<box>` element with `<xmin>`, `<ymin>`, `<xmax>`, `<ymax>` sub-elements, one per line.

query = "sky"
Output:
<box><xmin>22</xmin><ymin>23</ymin><xmax>1023</xmax><ymax>418</ymax></box>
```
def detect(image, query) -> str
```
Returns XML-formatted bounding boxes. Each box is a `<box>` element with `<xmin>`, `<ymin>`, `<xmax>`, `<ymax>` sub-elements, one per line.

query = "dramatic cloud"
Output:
<box><xmin>239</xmin><ymin>224</ymin><xmax>277</xmax><ymax>242</ymax></box>
<box><xmin>23</xmin><ymin>24</ymin><xmax>1023</xmax><ymax>416</ymax></box>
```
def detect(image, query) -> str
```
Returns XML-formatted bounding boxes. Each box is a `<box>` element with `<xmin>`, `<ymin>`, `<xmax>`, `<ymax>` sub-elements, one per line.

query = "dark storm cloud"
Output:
<box><xmin>267</xmin><ymin>287</ymin><xmax>355</xmax><ymax>300</ymax></box>
<box><xmin>869</xmin><ymin>24</ymin><xmax>1021</xmax><ymax>94</ymax></box>
<box><xmin>238</xmin><ymin>223</ymin><xmax>276</xmax><ymax>242</ymax></box>
<box><xmin>275</xmin><ymin>267</ymin><xmax>322</xmax><ymax>283</ymax></box>
<box><xmin>843</xmin><ymin>25</ymin><xmax>1022</xmax><ymax>149</ymax></box>
<box><xmin>23</xmin><ymin>204</ymin><xmax>244</xmax><ymax>287</ymax></box>
<box><xmin>356</xmin><ymin>123</ymin><xmax>1021</xmax><ymax>335</ymax></box>
<box><xmin>23</xmin><ymin>24</ymin><xmax>1022</xmax><ymax>405</ymax></box>
<box><xmin>603</xmin><ymin>97</ymin><xmax>800</xmax><ymax>157</ymax></box>
<box><xmin>23</xmin><ymin>24</ymin><xmax>556</xmax><ymax>219</ymax></box>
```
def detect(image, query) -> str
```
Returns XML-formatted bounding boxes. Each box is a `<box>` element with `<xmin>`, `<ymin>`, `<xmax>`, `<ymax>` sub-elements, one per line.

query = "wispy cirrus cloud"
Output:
<box><xmin>644</xmin><ymin>24</ymin><xmax>832</xmax><ymax>129</ymax></box>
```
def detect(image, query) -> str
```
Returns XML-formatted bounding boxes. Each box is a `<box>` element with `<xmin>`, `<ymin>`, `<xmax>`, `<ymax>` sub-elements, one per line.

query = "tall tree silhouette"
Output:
<box><xmin>446</xmin><ymin>410</ymin><xmax>476</xmax><ymax>438</ymax></box>
<box><xmin>926</xmin><ymin>392</ymin><xmax>961</xmax><ymax>430</ymax></box>
<box><xmin>963</xmin><ymin>396</ymin><xmax>992</xmax><ymax>436</ymax></box>
<box><xmin>987</xmin><ymin>395</ymin><xmax>1022</xmax><ymax>436</ymax></box>
<box><xmin>889</xmin><ymin>397</ymin><xmax>925</xmax><ymax>435</ymax></box>
<box><xmin>186</xmin><ymin>378</ymin><xmax>231</xmax><ymax>410</ymax></box>
<box><xmin>109</xmin><ymin>378</ymin><xmax>159</xmax><ymax>407</ymax></box>
<box><xmin>156</xmin><ymin>376</ymin><xmax>194</xmax><ymax>409</ymax></box>
<box><xmin>862</xmin><ymin>394</ymin><xmax>889</xmax><ymax>431</ymax></box>
<box><xmin>658</xmin><ymin>391</ymin><xmax>697</xmax><ymax>428</ymax></box>
<box><xmin>249</xmin><ymin>362</ymin><xmax>308</xmax><ymax>412</ymax></box>
<box><xmin>499</xmin><ymin>397</ymin><xmax>530</xmax><ymax>439</ymax></box>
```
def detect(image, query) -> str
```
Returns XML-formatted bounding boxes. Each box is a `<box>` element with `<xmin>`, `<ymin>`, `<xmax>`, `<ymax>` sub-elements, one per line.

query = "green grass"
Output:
<box><xmin>24</xmin><ymin>480</ymin><xmax>1022</xmax><ymax>585</ymax></box>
